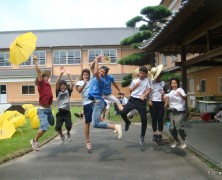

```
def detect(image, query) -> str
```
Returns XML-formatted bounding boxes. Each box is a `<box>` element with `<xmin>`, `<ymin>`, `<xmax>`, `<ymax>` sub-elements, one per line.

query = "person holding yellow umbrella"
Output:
<box><xmin>30</xmin><ymin>55</ymin><xmax>54</xmax><ymax>151</ymax></box>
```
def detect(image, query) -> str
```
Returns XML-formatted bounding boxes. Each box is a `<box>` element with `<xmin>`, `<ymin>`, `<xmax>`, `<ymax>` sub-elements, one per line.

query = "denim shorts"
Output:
<box><xmin>37</xmin><ymin>108</ymin><xmax>54</xmax><ymax>131</ymax></box>
<box><xmin>83</xmin><ymin>103</ymin><xmax>93</xmax><ymax>124</ymax></box>
<box><xmin>92</xmin><ymin>100</ymin><xmax>108</xmax><ymax>129</ymax></box>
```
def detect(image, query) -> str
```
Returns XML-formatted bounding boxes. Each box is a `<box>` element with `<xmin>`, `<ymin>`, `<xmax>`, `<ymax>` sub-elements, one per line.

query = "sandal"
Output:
<box><xmin>86</xmin><ymin>141</ymin><xmax>92</xmax><ymax>150</ymax></box>
<box><xmin>74</xmin><ymin>112</ymin><xmax>83</xmax><ymax>119</ymax></box>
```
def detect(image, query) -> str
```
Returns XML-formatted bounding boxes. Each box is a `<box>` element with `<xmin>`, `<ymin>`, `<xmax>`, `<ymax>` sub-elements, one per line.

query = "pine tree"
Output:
<box><xmin>118</xmin><ymin>5</ymin><xmax>171</xmax><ymax>87</ymax></box>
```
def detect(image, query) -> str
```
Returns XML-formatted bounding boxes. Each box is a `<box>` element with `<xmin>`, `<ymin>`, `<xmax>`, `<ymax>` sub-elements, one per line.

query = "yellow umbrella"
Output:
<box><xmin>10</xmin><ymin>116</ymin><xmax>26</xmax><ymax>128</ymax></box>
<box><xmin>9</xmin><ymin>32</ymin><xmax>37</xmax><ymax>65</ymax></box>
<box><xmin>31</xmin><ymin>116</ymin><xmax>40</xmax><ymax>129</ymax></box>
<box><xmin>23</xmin><ymin>104</ymin><xmax>35</xmax><ymax>117</ymax></box>
<box><xmin>28</xmin><ymin>107</ymin><xmax>38</xmax><ymax>121</ymax></box>
<box><xmin>0</xmin><ymin>117</ymin><xmax>16</xmax><ymax>140</ymax></box>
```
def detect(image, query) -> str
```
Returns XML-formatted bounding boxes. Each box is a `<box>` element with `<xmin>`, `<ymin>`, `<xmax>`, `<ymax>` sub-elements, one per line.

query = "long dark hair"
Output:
<box><xmin>80</xmin><ymin>68</ymin><xmax>90</xmax><ymax>80</ymax></box>
<box><xmin>169</xmin><ymin>77</ymin><xmax>180</xmax><ymax>89</ymax></box>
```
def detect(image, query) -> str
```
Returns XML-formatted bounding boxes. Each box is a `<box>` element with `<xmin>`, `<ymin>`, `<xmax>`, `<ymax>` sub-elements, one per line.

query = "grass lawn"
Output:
<box><xmin>0</xmin><ymin>104</ymin><xmax>143</xmax><ymax>164</ymax></box>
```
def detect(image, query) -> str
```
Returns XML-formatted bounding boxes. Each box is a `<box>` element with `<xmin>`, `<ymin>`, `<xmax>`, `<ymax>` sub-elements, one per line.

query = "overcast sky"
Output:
<box><xmin>0</xmin><ymin>0</ymin><xmax>161</xmax><ymax>31</ymax></box>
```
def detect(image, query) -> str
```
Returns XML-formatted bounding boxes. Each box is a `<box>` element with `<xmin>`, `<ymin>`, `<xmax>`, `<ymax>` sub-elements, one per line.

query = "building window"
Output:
<box><xmin>162</xmin><ymin>54</ymin><xmax>166</xmax><ymax>65</ymax></box>
<box><xmin>187</xmin><ymin>79</ymin><xmax>194</xmax><ymax>93</ymax></box>
<box><xmin>88</xmin><ymin>49</ymin><xmax>117</xmax><ymax>63</ymax></box>
<box><xmin>53</xmin><ymin>50</ymin><xmax>81</xmax><ymax>65</ymax></box>
<box><xmin>88</xmin><ymin>49</ymin><xmax>102</xmax><ymax>63</ymax></box>
<box><xmin>219</xmin><ymin>78</ymin><xmax>222</xmax><ymax>93</ymax></box>
<box><xmin>0</xmin><ymin>52</ymin><xmax>11</xmax><ymax>67</ymax></box>
<box><xmin>171</xmin><ymin>55</ymin><xmax>177</xmax><ymax>62</ymax></box>
<box><xmin>20</xmin><ymin>51</ymin><xmax>46</xmax><ymax>66</ymax></box>
<box><xmin>22</xmin><ymin>85</ymin><xmax>35</xmax><ymax>95</ymax></box>
<box><xmin>200</xmin><ymin>80</ymin><xmax>206</xmax><ymax>92</ymax></box>
<box><xmin>103</xmin><ymin>49</ymin><xmax>117</xmax><ymax>64</ymax></box>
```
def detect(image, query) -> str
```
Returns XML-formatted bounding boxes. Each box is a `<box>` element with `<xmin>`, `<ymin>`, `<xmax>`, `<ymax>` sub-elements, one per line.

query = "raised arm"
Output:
<box><xmin>56</xmin><ymin>67</ymin><xmax>65</xmax><ymax>90</ymax></box>
<box><xmin>91</xmin><ymin>55</ymin><xmax>102</xmax><ymax>81</ymax></box>
<box><xmin>33</xmin><ymin>55</ymin><xmax>42</xmax><ymax>84</ymax></box>
<box><xmin>66</xmin><ymin>69</ymin><xmax>74</xmax><ymax>91</ymax></box>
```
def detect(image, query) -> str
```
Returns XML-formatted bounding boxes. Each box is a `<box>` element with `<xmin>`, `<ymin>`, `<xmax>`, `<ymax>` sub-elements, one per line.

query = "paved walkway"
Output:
<box><xmin>183</xmin><ymin>121</ymin><xmax>222</xmax><ymax>169</ymax></box>
<box><xmin>0</xmin><ymin>121</ymin><xmax>221</xmax><ymax>180</ymax></box>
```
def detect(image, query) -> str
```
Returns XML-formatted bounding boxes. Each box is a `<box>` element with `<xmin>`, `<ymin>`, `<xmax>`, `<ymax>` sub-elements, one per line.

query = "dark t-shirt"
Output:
<box><xmin>38</xmin><ymin>80</ymin><xmax>53</xmax><ymax>106</ymax></box>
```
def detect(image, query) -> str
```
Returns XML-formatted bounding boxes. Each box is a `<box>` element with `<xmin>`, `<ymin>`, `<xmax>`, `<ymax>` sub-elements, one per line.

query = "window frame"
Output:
<box><xmin>0</xmin><ymin>52</ymin><xmax>11</xmax><ymax>67</ymax></box>
<box><xmin>200</xmin><ymin>79</ymin><xmax>206</xmax><ymax>93</ymax></box>
<box><xmin>22</xmin><ymin>85</ymin><xmax>35</xmax><ymax>95</ymax></box>
<box><xmin>53</xmin><ymin>50</ymin><xmax>81</xmax><ymax>65</ymax></box>
<box><xmin>187</xmin><ymin>78</ymin><xmax>195</xmax><ymax>94</ymax></box>
<box><xmin>88</xmin><ymin>49</ymin><xmax>117</xmax><ymax>64</ymax></box>
<box><xmin>162</xmin><ymin>54</ymin><xmax>167</xmax><ymax>66</ymax></box>
<box><xmin>171</xmin><ymin>55</ymin><xmax>177</xmax><ymax>62</ymax></box>
<box><xmin>219</xmin><ymin>77</ymin><xmax>222</xmax><ymax>93</ymax></box>
<box><xmin>20</xmin><ymin>51</ymin><xmax>46</xmax><ymax>66</ymax></box>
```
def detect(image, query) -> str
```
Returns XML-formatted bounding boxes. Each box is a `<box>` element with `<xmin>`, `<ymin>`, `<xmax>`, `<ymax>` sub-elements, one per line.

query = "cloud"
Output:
<box><xmin>0</xmin><ymin>0</ymin><xmax>161</xmax><ymax>31</ymax></box>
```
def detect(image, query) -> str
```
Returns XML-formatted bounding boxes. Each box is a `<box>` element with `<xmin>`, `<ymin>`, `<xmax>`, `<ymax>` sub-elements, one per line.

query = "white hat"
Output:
<box><xmin>149</xmin><ymin>64</ymin><xmax>163</xmax><ymax>80</ymax></box>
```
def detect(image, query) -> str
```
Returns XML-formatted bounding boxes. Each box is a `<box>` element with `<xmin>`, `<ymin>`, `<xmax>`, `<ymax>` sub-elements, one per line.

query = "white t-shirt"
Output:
<box><xmin>150</xmin><ymin>80</ymin><xmax>164</xmax><ymax>102</ymax></box>
<box><xmin>166</xmin><ymin>88</ymin><xmax>186</xmax><ymax>111</ymax></box>
<box><xmin>76</xmin><ymin>79</ymin><xmax>93</xmax><ymax>106</ymax></box>
<box><xmin>130</xmin><ymin>77</ymin><xmax>151</xmax><ymax>99</ymax></box>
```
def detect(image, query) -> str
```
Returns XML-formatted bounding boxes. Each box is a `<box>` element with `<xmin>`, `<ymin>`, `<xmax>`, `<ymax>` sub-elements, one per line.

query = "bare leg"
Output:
<box><xmin>117</xmin><ymin>103</ymin><xmax>123</xmax><ymax>111</ymax></box>
<box><xmin>85</xmin><ymin>123</ymin><xmax>90</xmax><ymax>142</ymax></box>
<box><xmin>34</xmin><ymin>130</ymin><xmax>46</xmax><ymax>142</ymax></box>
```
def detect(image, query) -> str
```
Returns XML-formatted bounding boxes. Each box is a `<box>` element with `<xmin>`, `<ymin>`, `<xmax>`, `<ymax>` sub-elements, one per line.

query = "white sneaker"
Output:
<box><xmin>115</xmin><ymin>124</ymin><xmax>122</xmax><ymax>139</ymax></box>
<box><xmin>67</xmin><ymin>134</ymin><xmax>71</xmax><ymax>142</ymax></box>
<box><xmin>30</xmin><ymin>139</ymin><xmax>39</xmax><ymax>151</ymax></box>
<box><xmin>60</xmin><ymin>136</ymin><xmax>65</xmax><ymax>145</ymax></box>
<box><xmin>180</xmin><ymin>140</ymin><xmax>187</xmax><ymax>149</ymax></box>
<box><xmin>113</xmin><ymin>130</ymin><xmax>117</xmax><ymax>137</ymax></box>
<box><xmin>171</xmin><ymin>141</ymin><xmax>180</xmax><ymax>148</ymax></box>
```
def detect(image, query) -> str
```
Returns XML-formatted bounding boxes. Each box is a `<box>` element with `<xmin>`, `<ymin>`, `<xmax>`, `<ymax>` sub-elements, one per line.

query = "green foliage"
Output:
<box><xmin>121</xmin><ymin>74</ymin><xmax>133</xmax><ymax>87</ymax></box>
<box><xmin>139</xmin><ymin>24</ymin><xmax>150</xmax><ymax>31</ymax></box>
<box><xmin>121</xmin><ymin>78</ymin><xmax>132</xmax><ymax>87</ymax></box>
<box><xmin>161</xmin><ymin>72</ymin><xmax>182</xmax><ymax>82</ymax></box>
<box><xmin>140</xmin><ymin>5</ymin><xmax>171</xmax><ymax>24</ymax></box>
<box><xmin>126</xmin><ymin>16</ymin><xmax>144</xmax><ymax>28</ymax></box>
<box><xmin>123</xmin><ymin>73</ymin><xmax>132</xmax><ymax>80</ymax></box>
<box><xmin>131</xmin><ymin>43</ymin><xmax>142</xmax><ymax>49</ymax></box>
<box><xmin>120</xmin><ymin>5</ymin><xmax>172</xmax><ymax>87</ymax></box>
<box><xmin>120</xmin><ymin>30</ymin><xmax>153</xmax><ymax>46</ymax></box>
<box><xmin>118</xmin><ymin>52</ymin><xmax>154</xmax><ymax>66</ymax></box>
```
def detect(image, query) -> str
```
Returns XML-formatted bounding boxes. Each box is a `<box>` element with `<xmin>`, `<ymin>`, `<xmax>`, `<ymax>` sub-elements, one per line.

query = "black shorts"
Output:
<box><xmin>55</xmin><ymin>110</ymin><xmax>72</xmax><ymax>131</ymax></box>
<box><xmin>83</xmin><ymin>103</ymin><xmax>93</xmax><ymax>124</ymax></box>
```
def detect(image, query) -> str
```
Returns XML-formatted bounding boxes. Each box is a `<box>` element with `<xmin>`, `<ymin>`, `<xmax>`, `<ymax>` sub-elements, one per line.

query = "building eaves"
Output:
<box><xmin>0</xmin><ymin>68</ymin><xmax>52</xmax><ymax>78</ymax></box>
<box><xmin>139</xmin><ymin>0</ymin><xmax>222</xmax><ymax>54</ymax></box>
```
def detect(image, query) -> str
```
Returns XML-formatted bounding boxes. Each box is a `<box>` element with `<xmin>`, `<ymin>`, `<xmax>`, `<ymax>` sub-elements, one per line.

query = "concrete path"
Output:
<box><xmin>0</xmin><ymin>122</ymin><xmax>221</xmax><ymax>180</ymax></box>
<box><xmin>185</xmin><ymin>122</ymin><xmax>222</xmax><ymax>169</ymax></box>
